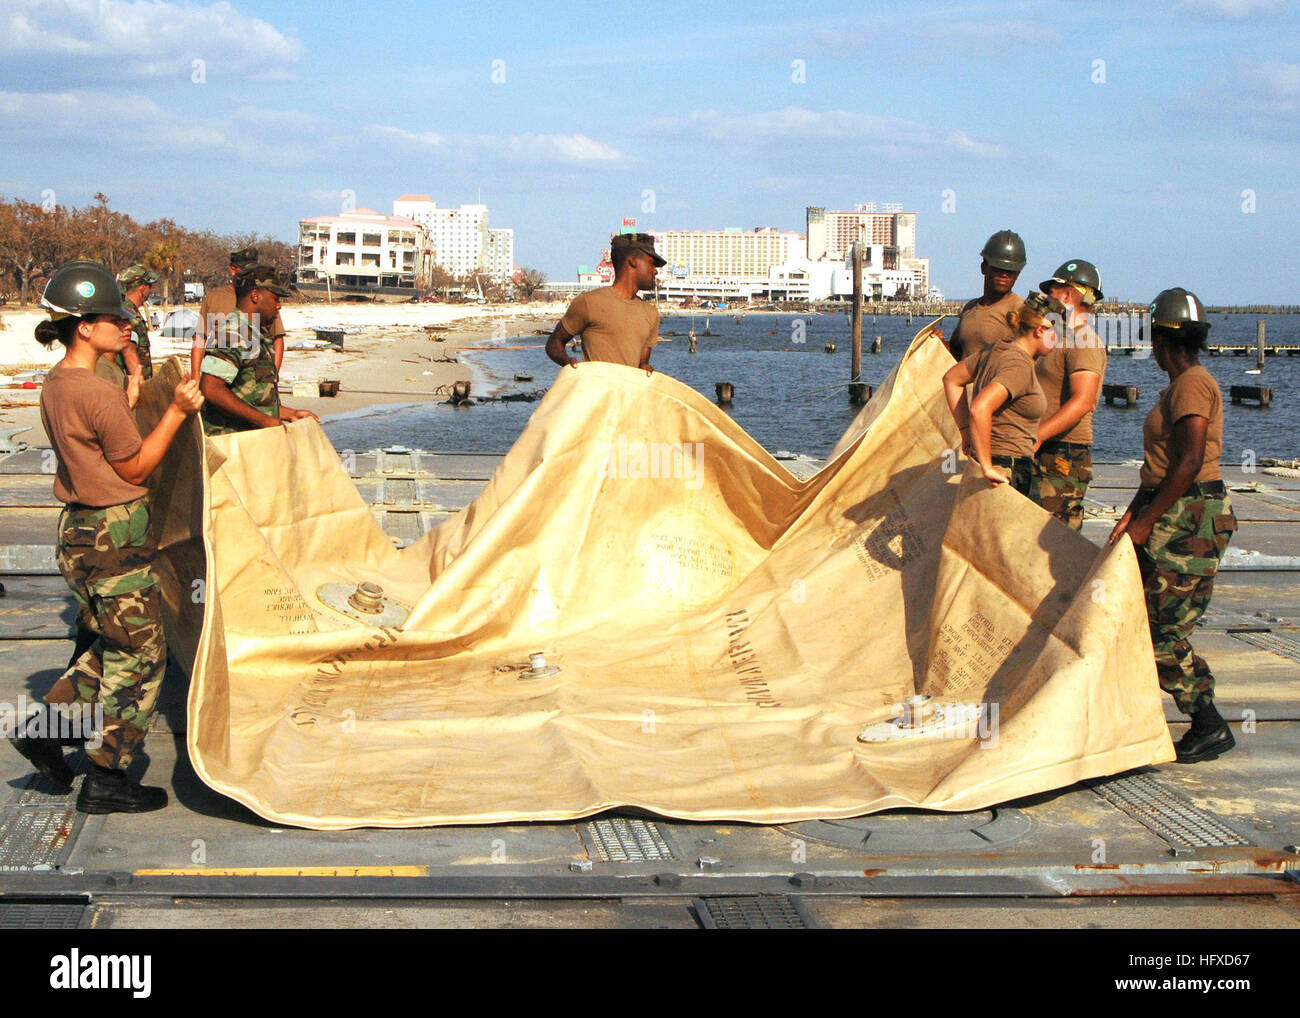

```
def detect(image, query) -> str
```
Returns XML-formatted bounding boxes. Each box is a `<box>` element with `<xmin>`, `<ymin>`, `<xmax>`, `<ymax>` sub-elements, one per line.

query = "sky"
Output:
<box><xmin>1</xmin><ymin>0</ymin><xmax>1297</xmax><ymax>302</ymax></box>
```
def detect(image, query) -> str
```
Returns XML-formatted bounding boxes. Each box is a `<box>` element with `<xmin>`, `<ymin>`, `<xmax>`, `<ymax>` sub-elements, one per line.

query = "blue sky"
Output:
<box><xmin>1</xmin><ymin>0</ymin><xmax>1296</xmax><ymax>301</ymax></box>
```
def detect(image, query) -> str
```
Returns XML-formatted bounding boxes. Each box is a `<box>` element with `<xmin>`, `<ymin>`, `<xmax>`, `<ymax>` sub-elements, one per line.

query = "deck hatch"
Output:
<box><xmin>582</xmin><ymin>817</ymin><xmax>676</xmax><ymax>862</ymax></box>
<box><xmin>1089</xmin><ymin>773</ymin><xmax>1253</xmax><ymax>852</ymax></box>
<box><xmin>696</xmin><ymin>895</ymin><xmax>815</xmax><ymax>929</ymax></box>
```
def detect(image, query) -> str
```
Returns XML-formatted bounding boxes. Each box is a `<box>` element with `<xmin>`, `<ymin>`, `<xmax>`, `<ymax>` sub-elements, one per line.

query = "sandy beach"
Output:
<box><xmin>0</xmin><ymin>298</ymin><xmax>570</xmax><ymax>444</ymax></box>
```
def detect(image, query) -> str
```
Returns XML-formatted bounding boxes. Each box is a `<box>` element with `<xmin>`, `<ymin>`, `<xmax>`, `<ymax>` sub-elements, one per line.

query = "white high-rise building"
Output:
<box><xmin>649</xmin><ymin>228</ymin><xmax>802</xmax><ymax>282</ymax></box>
<box><xmin>391</xmin><ymin>195</ymin><xmax>514</xmax><ymax>282</ymax></box>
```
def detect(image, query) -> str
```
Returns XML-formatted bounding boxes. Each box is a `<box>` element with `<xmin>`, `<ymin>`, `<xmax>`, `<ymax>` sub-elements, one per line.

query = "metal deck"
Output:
<box><xmin>2</xmin><ymin>450</ymin><xmax>1298</xmax><ymax>928</ymax></box>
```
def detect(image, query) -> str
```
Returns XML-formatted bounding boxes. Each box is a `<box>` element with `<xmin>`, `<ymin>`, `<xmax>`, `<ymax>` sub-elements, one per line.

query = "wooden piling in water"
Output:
<box><xmin>851</xmin><ymin>242</ymin><xmax>864</xmax><ymax>404</ymax></box>
<box><xmin>1230</xmin><ymin>385</ymin><xmax>1272</xmax><ymax>407</ymax></box>
<box><xmin>1103</xmin><ymin>384</ymin><xmax>1139</xmax><ymax>407</ymax></box>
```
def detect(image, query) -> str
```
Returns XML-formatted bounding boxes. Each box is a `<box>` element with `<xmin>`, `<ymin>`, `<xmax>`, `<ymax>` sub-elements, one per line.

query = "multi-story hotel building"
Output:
<box><xmin>298</xmin><ymin>195</ymin><xmax>516</xmax><ymax>293</ymax></box>
<box><xmin>296</xmin><ymin>208</ymin><xmax>427</xmax><ymax>291</ymax></box>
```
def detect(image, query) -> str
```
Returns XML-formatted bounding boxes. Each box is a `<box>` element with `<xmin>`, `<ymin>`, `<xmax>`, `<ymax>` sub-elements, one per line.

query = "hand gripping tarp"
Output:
<box><xmin>137</xmin><ymin>335</ymin><xmax>1173</xmax><ymax>830</ymax></box>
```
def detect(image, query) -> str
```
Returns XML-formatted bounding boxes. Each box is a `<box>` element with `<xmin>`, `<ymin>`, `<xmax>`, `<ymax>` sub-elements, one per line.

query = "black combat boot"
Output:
<box><xmin>75</xmin><ymin>763</ymin><xmax>168</xmax><ymax>814</ymax></box>
<box><xmin>6</xmin><ymin>706</ymin><xmax>75</xmax><ymax>787</ymax></box>
<box><xmin>1175</xmin><ymin>700</ymin><xmax>1235</xmax><ymax>763</ymax></box>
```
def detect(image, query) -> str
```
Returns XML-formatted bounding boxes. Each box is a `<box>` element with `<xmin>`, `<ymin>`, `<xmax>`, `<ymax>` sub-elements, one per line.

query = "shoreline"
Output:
<box><xmin>0</xmin><ymin>300</ymin><xmax>567</xmax><ymax>443</ymax></box>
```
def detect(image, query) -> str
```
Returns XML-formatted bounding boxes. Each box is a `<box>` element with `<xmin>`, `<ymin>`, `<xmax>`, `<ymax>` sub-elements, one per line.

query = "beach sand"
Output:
<box><xmin>0</xmin><ymin>299</ymin><xmax>569</xmax><ymax>444</ymax></box>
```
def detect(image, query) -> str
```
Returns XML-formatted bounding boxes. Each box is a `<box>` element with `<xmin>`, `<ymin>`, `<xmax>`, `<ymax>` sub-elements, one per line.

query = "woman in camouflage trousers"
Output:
<box><xmin>7</xmin><ymin>261</ymin><xmax>204</xmax><ymax>814</ymax></box>
<box><xmin>1110</xmin><ymin>288</ymin><xmax>1236</xmax><ymax>764</ymax></box>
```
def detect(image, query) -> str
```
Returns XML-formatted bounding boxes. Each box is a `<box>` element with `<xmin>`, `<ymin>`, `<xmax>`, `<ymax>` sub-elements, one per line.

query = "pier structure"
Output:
<box><xmin>1</xmin><ymin>448</ymin><xmax>1298</xmax><ymax>927</ymax></box>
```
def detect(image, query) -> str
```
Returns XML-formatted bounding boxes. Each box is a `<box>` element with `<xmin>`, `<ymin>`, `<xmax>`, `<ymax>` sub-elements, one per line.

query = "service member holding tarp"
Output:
<box><xmin>941</xmin><ymin>230</ymin><xmax>1027</xmax><ymax>362</ymax></box>
<box><xmin>199</xmin><ymin>266</ymin><xmax>318</xmax><ymax>435</ymax></box>
<box><xmin>116</xmin><ymin>264</ymin><xmax>158</xmax><ymax>381</ymax></box>
<box><xmin>7</xmin><ymin>261</ymin><xmax>204</xmax><ymax>814</ymax></box>
<box><xmin>192</xmin><ymin>246</ymin><xmax>287</xmax><ymax>381</ymax></box>
<box><xmin>546</xmin><ymin>233</ymin><xmax>664</xmax><ymax>374</ymax></box>
<box><xmin>942</xmin><ymin>291</ymin><xmax>1064</xmax><ymax>498</ymax></box>
<box><xmin>1034</xmin><ymin>260</ymin><xmax>1107</xmax><ymax>529</ymax></box>
<box><xmin>1110</xmin><ymin>288</ymin><xmax>1237</xmax><ymax>764</ymax></box>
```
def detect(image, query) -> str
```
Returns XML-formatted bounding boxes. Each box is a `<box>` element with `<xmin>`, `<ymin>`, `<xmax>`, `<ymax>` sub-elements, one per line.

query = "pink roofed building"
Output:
<box><xmin>298</xmin><ymin>206</ymin><xmax>430</xmax><ymax>291</ymax></box>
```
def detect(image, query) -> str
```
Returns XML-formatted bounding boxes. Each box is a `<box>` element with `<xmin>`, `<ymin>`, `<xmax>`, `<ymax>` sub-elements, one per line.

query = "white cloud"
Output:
<box><xmin>788</xmin><ymin>15</ymin><xmax>1060</xmax><ymax>59</ymax></box>
<box><xmin>372</xmin><ymin>125</ymin><xmax>447</xmax><ymax>148</ymax></box>
<box><xmin>369</xmin><ymin>126</ymin><xmax>623</xmax><ymax>165</ymax></box>
<box><xmin>0</xmin><ymin>0</ymin><xmax>300</xmax><ymax>81</ymax></box>
<box><xmin>1177</xmin><ymin>0</ymin><xmax>1286</xmax><ymax>18</ymax></box>
<box><xmin>499</xmin><ymin>134</ymin><xmax>622</xmax><ymax>164</ymax></box>
<box><xmin>642</xmin><ymin>107</ymin><xmax>1009</xmax><ymax>160</ymax></box>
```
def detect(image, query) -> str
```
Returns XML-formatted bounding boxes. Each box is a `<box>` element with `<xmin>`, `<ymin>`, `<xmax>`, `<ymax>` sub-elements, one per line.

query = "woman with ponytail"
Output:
<box><xmin>942</xmin><ymin>290</ymin><xmax>1066</xmax><ymax>498</ymax></box>
<box><xmin>7</xmin><ymin>261</ymin><xmax>203</xmax><ymax>814</ymax></box>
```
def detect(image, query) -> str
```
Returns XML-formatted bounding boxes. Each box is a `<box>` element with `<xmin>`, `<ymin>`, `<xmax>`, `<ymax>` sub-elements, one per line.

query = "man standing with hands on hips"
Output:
<box><xmin>546</xmin><ymin>233</ymin><xmax>664</xmax><ymax>375</ymax></box>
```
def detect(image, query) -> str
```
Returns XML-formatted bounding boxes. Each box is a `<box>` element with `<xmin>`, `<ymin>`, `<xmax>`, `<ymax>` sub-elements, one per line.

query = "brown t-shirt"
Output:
<box><xmin>560</xmin><ymin>287</ymin><xmax>659</xmax><ymax>367</ymax></box>
<box><xmin>198</xmin><ymin>285</ymin><xmax>285</xmax><ymax>345</ymax></box>
<box><xmin>1139</xmin><ymin>366</ymin><xmax>1224</xmax><ymax>487</ymax></box>
<box><xmin>1035</xmin><ymin>324</ymin><xmax>1107</xmax><ymax>445</ymax></box>
<box><xmin>963</xmin><ymin>339</ymin><xmax>1046</xmax><ymax>459</ymax></box>
<box><xmin>950</xmin><ymin>291</ymin><xmax>1023</xmax><ymax>360</ymax></box>
<box><xmin>39</xmin><ymin>363</ymin><xmax>147</xmax><ymax>507</ymax></box>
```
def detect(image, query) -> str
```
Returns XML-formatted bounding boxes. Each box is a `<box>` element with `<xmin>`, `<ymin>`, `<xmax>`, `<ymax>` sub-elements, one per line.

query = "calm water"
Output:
<box><xmin>325</xmin><ymin>312</ymin><xmax>1300</xmax><ymax>463</ymax></box>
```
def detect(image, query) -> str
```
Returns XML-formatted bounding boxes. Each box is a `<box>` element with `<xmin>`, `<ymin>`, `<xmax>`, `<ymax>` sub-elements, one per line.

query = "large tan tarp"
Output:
<box><xmin>139</xmin><ymin>333</ymin><xmax>1173</xmax><ymax>830</ymax></box>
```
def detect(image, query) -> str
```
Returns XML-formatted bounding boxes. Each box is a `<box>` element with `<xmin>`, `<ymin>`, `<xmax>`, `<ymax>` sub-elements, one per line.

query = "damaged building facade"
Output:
<box><xmin>297</xmin><ymin>194</ymin><xmax>515</xmax><ymax>296</ymax></box>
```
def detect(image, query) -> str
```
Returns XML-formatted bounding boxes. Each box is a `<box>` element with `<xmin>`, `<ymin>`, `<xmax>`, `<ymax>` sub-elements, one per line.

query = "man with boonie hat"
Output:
<box><xmin>116</xmin><ymin>263</ymin><xmax>159</xmax><ymax>380</ymax></box>
<box><xmin>1033</xmin><ymin>259</ymin><xmax>1108</xmax><ymax>529</ymax></box>
<box><xmin>545</xmin><ymin>232</ymin><xmax>665</xmax><ymax>374</ymax></box>
<box><xmin>193</xmin><ymin>246</ymin><xmax>288</xmax><ymax>381</ymax></box>
<box><xmin>198</xmin><ymin>266</ymin><xmax>318</xmax><ymax>435</ymax></box>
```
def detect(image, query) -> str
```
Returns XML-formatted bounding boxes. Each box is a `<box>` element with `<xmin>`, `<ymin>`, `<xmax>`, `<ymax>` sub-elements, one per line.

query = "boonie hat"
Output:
<box><xmin>611</xmin><ymin>232</ymin><xmax>667</xmax><ymax>267</ymax></box>
<box><xmin>235</xmin><ymin>265</ymin><xmax>291</xmax><ymax>297</ymax></box>
<box><xmin>117</xmin><ymin>264</ymin><xmax>159</xmax><ymax>289</ymax></box>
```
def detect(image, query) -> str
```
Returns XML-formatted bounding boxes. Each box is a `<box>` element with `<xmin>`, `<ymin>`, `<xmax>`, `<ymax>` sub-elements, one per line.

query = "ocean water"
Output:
<box><xmin>324</xmin><ymin>311</ymin><xmax>1300</xmax><ymax>464</ymax></box>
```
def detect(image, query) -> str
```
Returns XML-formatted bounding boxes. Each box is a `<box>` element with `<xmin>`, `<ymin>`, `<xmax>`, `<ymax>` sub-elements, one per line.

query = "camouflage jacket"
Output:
<box><xmin>199</xmin><ymin>310</ymin><xmax>280</xmax><ymax>435</ymax></box>
<box><xmin>116</xmin><ymin>298</ymin><xmax>152</xmax><ymax>379</ymax></box>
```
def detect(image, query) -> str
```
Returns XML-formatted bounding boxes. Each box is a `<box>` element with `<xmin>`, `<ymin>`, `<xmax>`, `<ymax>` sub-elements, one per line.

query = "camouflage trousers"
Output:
<box><xmin>45</xmin><ymin>498</ymin><xmax>165</xmax><ymax>770</ymax></box>
<box><xmin>1137</xmin><ymin>487</ymin><xmax>1237</xmax><ymax>715</ymax></box>
<box><xmin>1034</xmin><ymin>442</ymin><xmax>1093</xmax><ymax>531</ymax></box>
<box><xmin>992</xmin><ymin>455</ymin><xmax>1041</xmax><ymax>504</ymax></box>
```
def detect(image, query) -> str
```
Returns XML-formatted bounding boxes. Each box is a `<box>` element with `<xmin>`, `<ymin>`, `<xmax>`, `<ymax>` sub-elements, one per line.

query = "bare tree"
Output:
<box><xmin>0</xmin><ymin>199</ymin><xmax>72</xmax><ymax>305</ymax></box>
<box><xmin>514</xmin><ymin>266</ymin><xmax>546</xmax><ymax>301</ymax></box>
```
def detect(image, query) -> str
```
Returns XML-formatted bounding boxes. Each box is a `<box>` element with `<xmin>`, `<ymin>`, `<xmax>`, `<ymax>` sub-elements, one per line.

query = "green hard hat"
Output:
<box><xmin>1040</xmin><ymin>259</ymin><xmax>1103</xmax><ymax>303</ymax></box>
<box><xmin>40</xmin><ymin>261</ymin><xmax>135</xmax><ymax>319</ymax></box>
<box><xmin>980</xmin><ymin>229</ymin><xmax>1027</xmax><ymax>272</ymax></box>
<box><xmin>1149</xmin><ymin>287</ymin><xmax>1208</xmax><ymax>328</ymax></box>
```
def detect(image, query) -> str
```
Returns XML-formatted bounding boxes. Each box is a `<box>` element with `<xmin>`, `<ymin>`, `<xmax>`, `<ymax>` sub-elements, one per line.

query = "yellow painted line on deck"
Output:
<box><xmin>133</xmin><ymin>866</ymin><xmax>429</xmax><ymax>878</ymax></box>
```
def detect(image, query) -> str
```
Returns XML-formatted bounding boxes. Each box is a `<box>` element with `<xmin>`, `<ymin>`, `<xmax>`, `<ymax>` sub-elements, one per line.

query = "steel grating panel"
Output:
<box><xmin>0</xmin><ymin>807</ymin><xmax>80</xmax><ymax>870</ymax></box>
<box><xmin>382</xmin><ymin>511</ymin><xmax>423</xmax><ymax>544</ymax></box>
<box><xmin>381</xmin><ymin>451</ymin><xmax>413</xmax><ymax>473</ymax></box>
<box><xmin>0</xmin><ymin>900</ymin><xmax>88</xmax><ymax>930</ymax></box>
<box><xmin>1229</xmin><ymin>630</ymin><xmax>1300</xmax><ymax>663</ymax></box>
<box><xmin>1089</xmin><ymin>773</ymin><xmax>1253</xmax><ymax>852</ymax></box>
<box><xmin>12</xmin><ymin>770</ymin><xmax>78</xmax><ymax>808</ymax></box>
<box><xmin>383</xmin><ymin>477</ymin><xmax>418</xmax><ymax>505</ymax></box>
<box><xmin>583</xmin><ymin>817</ymin><xmax>675</xmax><ymax>862</ymax></box>
<box><xmin>696</xmin><ymin>896</ymin><xmax>814</xmax><ymax>929</ymax></box>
